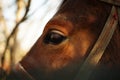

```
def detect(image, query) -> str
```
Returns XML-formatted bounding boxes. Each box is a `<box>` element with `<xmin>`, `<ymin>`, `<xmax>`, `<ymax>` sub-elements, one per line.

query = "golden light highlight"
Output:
<box><xmin>79</xmin><ymin>30</ymin><xmax>94</xmax><ymax>57</ymax></box>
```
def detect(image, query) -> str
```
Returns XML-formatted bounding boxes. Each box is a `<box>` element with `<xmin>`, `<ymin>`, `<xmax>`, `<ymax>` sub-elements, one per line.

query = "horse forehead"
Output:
<box><xmin>44</xmin><ymin>13</ymin><xmax>96</xmax><ymax>37</ymax></box>
<box><xmin>44</xmin><ymin>14</ymin><xmax>74</xmax><ymax>35</ymax></box>
<box><xmin>44</xmin><ymin>0</ymin><xmax>99</xmax><ymax>35</ymax></box>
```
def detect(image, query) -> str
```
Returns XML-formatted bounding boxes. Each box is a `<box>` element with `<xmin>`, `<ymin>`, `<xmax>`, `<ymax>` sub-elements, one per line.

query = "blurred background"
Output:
<box><xmin>0</xmin><ymin>0</ymin><xmax>63</xmax><ymax>72</ymax></box>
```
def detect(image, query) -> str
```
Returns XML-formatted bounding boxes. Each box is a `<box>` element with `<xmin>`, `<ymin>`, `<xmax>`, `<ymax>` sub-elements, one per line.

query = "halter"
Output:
<box><xmin>15</xmin><ymin>63</ymin><xmax>35</xmax><ymax>80</ymax></box>
<box><xmin>74</xmin><ymin>1</ymin><xmax>119</xmax><ymax>80</ymax></box>
<box><xmin>15</xmin><ymin>1</ymin><xmax>119</xmax><ymax>80</ymax></box>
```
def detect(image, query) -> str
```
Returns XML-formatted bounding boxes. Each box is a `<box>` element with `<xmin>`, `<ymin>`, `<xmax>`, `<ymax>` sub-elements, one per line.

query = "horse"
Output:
<box><xmin>4</xmin><ymin>0</ymin><xmax>120</xmax><ymax>80</ymax></box>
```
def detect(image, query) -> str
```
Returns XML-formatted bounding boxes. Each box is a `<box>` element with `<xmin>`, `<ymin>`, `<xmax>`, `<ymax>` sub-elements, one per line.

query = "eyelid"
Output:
<box><xmin>50</xmin><ymin>30</ymin><xmax>65</xmax><ymax>36</ymax></box>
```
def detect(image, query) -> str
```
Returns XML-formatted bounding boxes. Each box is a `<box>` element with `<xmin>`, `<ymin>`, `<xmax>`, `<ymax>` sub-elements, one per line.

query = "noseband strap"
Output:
<box><xmin>75</xmin><ymin>6</ymin><xmax>118</xmax><ymax>80</ymax></box>
<box><xmin>15</xmin><ymin>63</ymin><xmax>35</xmax><ymax>80</ymax></box>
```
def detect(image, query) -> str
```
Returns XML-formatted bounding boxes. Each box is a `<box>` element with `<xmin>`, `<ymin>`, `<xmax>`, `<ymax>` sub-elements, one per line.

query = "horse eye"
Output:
<box><xmin>44</xmin><ymin>30</ymin><xmax>66</xmax><ymax>45</ymax></box>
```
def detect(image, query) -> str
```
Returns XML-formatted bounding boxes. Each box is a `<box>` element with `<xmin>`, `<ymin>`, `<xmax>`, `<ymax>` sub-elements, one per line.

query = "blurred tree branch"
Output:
<box><xmin>1</xmin><ymin>0</ymin><xmax>31</xmax><ymax>72</ymax></box>
<box><xmin>9</xmin><ymin>0</ymin><xmax>26</xmax><ymax>70</ymax></box>
<box><xmin>0</xmin><ymin>1</ymin><xmax>8</xmax><ymax>68</ymax></box>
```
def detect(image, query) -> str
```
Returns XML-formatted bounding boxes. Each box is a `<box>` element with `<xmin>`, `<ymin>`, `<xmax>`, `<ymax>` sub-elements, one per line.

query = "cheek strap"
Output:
<box><xmin>74</xmin><ymin>6</ymin><xmax>118</xmax><ymax>80</ymax></box>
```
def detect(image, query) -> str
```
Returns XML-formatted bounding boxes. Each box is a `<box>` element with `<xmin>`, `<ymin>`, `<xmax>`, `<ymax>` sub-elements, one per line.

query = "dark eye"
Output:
<box><xmin>44</xmin><ymin>30</ymin><xmax>67</xmax><ymax>45</ymax></box>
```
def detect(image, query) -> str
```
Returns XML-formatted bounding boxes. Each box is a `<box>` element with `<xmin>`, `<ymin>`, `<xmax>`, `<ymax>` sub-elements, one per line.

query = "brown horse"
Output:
<box><xmin>6</xmin><ymin>0</ymin><xmax>120</xmax><ymax>80</ymax></box>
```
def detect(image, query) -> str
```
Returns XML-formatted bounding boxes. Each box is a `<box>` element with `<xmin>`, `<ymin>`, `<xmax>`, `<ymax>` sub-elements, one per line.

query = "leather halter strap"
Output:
<box><xmin>74</xmin><ymin>6</ymin><xmax>118</xmax><ymax>80</ymax></box>
<box><xmin>15</xmin><ymin>63</ymin><xmax>35</xmax><ymax>80</ymax></box>
<box><xmin>100</xmin><ymin>0</ymin><xmax>120</xmax><ymax>6</ymax></box>
<box><xmin>100</xmin><ymin>0</ymin><xmax>120</xmax><ymax>25</ymax></box>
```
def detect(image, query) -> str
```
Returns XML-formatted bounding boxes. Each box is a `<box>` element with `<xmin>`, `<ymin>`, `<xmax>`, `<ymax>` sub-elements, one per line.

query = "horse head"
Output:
<box><xmin>6</xmin><ymin>0</ymin><xmax>120</xmax><ymax>80</ymax></box>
